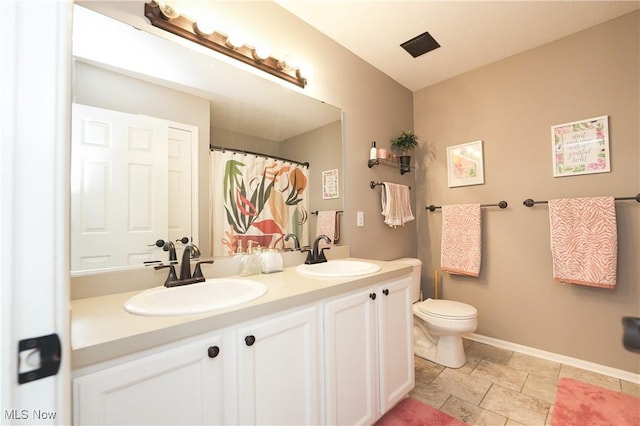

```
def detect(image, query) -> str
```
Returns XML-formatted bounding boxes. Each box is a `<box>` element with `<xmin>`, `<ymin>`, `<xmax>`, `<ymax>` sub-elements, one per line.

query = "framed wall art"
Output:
<box><xmin>551</xmin><ymin>115</ymin><xmax>610</xmax><ymax>177</ymax></box>
<box><xmin>322</xmin><ymin>168</ymin><xmax>339</xmax><ymax>199</ymax></box>
<box><xmin>447</xmin><ymin>140</ymin><xmax>485</xmax><ymax>188</ymax></box>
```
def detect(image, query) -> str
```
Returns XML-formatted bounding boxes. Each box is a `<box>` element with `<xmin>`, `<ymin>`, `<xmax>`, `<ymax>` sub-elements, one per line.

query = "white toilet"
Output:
<box><xmin>396</xmin><ymin>258</ymin><xmax>478</xmax><ymax>369</ymax></box>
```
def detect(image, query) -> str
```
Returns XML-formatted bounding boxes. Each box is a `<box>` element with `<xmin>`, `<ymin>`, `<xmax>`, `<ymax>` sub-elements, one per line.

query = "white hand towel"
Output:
<box><xmin>381</xmin><ymin>183</ymin><xmax>414</xmax><ymax>227</ymax></box>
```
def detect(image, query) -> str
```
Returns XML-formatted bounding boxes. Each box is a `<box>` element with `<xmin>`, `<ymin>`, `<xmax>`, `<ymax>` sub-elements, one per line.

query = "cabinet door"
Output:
<box><xmin>377</xmin><ymin>277</ymin><xmax>415</xmax><ymax>413</ymax></box>
<box><xmin>324</xmin><ymin>288</ymin><xmax>379</xmax><ymax>425</ymax></box>
<box><xmin>73</xmin><ymin>333</ymin><xmax>226</xmax><ymax>425</ymax></box>
<box><xmin>236</xmin><ymin>305</ymin><xmax>322</xmax><ymax>425</ymax></box>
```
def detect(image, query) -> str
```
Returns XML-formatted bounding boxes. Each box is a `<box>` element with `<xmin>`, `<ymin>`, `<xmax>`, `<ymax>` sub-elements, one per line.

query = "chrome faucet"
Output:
<box><xmin>284</xmin><ymin>233</ymin><xmax>300</xmax><ymax>251</ymax></box>
<box><xmin>303</xmin><ymin>235</ymin><xmax>331</xmax><ymax>264</ymax></box>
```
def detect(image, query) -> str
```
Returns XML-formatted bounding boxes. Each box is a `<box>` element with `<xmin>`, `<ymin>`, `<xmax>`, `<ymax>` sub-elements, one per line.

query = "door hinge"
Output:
<box><xmin>18</xmin><ymin>333</ymin><xmax>61</xmax><ymax>384</ymax></box>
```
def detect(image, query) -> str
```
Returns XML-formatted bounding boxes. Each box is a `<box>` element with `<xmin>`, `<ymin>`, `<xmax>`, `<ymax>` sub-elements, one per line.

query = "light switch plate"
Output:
<box><xmin>357</xmin><ymin>211</ymin><xmax>364</xmax><ymax>227</ymax></box>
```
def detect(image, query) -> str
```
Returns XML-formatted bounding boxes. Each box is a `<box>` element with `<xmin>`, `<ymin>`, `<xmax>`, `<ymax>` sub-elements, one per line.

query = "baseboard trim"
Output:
<box><xmin>467</xmin><ymin>333</ymin><xmax>640</xmax><ymax>384</ymax></box>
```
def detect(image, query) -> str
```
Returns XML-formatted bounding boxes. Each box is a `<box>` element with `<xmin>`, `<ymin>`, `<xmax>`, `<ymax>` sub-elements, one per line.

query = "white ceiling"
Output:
<box><xmin>276</xmin><ymin>1</ymin><xmax>640</xmax><ymax>92</ymax></box>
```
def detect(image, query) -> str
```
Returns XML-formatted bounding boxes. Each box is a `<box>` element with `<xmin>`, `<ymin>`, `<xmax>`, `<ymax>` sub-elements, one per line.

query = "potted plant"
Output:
<box><xmin>390</xmin><ymin>130</ymin><xmax>419</xmax><ymax>174</ymax></box>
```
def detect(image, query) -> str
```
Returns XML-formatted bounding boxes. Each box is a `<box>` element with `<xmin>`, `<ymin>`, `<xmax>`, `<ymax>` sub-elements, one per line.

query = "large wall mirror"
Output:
<box><xmin>70</xmin><ymin>4</ymin><xmax>343</xmax><ymax>274</ymax></box>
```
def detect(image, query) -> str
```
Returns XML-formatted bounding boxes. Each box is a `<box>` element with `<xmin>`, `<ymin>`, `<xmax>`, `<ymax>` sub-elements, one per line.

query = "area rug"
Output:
<box><xmin>550</xmin><ymin>377</ymin><xmax>640</xmax><ymax>426</ymax></box>
<box><xmin>375</xmin><ymin>397</ymin><xmax>469</xmax><ymax>426</ymax></box>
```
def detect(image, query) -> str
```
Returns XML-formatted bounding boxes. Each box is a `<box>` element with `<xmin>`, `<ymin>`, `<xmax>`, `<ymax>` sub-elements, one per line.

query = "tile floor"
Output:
<box><xmin>409</xmin><ymin>339</ymin><xmax>640</xmax><ymax>426</ymax></box>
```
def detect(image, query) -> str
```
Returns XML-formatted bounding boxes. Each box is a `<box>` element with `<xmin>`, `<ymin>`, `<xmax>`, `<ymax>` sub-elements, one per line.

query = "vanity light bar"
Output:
<box><xmin>144</xmin><ymin>1</ymin><xmax>307</xmax><ymax>88</ymax></box>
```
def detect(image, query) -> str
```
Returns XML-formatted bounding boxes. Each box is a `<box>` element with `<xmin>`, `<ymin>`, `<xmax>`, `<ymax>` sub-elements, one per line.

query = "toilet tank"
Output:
<box><xmin>394</xmin><ymin>258</ymin><xmax>422</xmax><ymax>303</ymax></box>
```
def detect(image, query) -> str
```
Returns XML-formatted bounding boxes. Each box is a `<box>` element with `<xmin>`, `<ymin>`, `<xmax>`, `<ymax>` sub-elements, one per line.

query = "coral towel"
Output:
<box><xmin>441</xmin><ymin>204</ymin><xmax>482</xmax><ymax>277</ymax></box>
<box><xmin>381</xmin><ymin>182</ymin><xmax>414</xmax><ymax>227</ymax></box>
<box><xmin>548</xmin><ymin>197</ymin><xmax>617</xmax><ymax>288</ymax></box>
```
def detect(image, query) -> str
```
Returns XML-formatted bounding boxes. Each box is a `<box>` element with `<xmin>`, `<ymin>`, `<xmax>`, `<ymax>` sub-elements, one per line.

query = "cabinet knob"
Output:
<box><xmin>369</xmin><ymin>293</ymin><xmax>377</xmax><ymax>300</ymax></box>
<box><xmin>245</xmin><ymin>335</ymin><xmax>256</xmax><ymax>346</ymax></box>
<box><xmin>382</xmin><ymin>289</ymin><xmax>389</xmax><ymax>296</ymax></box>
<box><xmin>207</xmin><ymin>345</ymin><xmax>220</xmax><ymax>358</ymax></box>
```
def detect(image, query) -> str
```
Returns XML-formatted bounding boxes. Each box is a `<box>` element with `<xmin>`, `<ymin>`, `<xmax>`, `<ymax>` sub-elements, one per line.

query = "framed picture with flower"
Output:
<box><xmin>551</xmin><ymin>115</ymin><xmax>610</xmax><ymax>177</ymax></box>
<box><xmin>447</xmin><ymin>140</ymin><xmax>484</xmax><ymax>187</ymax></box>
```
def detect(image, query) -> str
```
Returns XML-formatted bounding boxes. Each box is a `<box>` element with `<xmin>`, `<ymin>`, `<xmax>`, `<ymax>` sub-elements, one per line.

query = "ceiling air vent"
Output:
<box><xmin>400</xmin><ymin>31</ymin><xmax>440</xmax><ymax>58</ymax></box>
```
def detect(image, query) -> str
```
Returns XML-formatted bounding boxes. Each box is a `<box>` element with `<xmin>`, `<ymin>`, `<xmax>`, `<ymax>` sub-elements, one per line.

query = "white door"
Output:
<box><xmin>1</xmin><ymin>0</ymin><xmax>72</xmax><ymax>423</ymax></box>
<box><xmin>70</xmin><ymin>104</ymin><xmax>168</xmax><ymax>271</ymax></box>
<box><xmin>377</xmin><ymin>277</ymin><xmax>415</xmax><ymax>413</ymax></box>
<box><xmin>324</xmin><ymin>288</ymin><xmax>379</xmax><ymax>425</ymax></box>
<box><xmin>167</xmin><ymin>124</ymin><xmax>197</xmax><ymax>260</ymax></box>
<box><xmin>236</xmin><ymin>305</ymin><xmax>322</xmax><ymax>425</ymax></box>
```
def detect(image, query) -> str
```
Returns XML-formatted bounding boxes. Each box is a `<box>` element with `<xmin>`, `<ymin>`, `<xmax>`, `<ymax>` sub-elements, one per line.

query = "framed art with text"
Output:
<box><xmin>551</xmin><ymin>115</ymin><xmax>610</xmax><ymax>177</ymax></box>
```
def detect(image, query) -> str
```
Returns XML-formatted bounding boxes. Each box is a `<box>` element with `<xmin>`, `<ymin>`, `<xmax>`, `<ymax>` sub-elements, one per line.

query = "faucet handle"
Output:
<box><xmin>301</xmin><ymin>247</ymin><xmax>313</xmax><ymax>264</ymax></box>
<box><xmin>193</xmin><ymin>260</ymin><xmax>214</xmax><ymax>280</ymax></box>
<box><xmin>176</xmin><ymin>237</ymin><xmax>190</xmax><ymax>244</ymax></box>
<box><xmin>154</xmin><ymin>264</ymin><xmax>178</xmax><ymax>287</ymax></box>
<box><xmin>317</xmin><ymin>246</ymin><xmax>330</xmax><ymax>263</ymax></box>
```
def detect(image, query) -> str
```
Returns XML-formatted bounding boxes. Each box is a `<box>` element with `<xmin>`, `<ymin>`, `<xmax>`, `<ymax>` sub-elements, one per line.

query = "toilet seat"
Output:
<box><xmin>417</xmin><ymin>299</ymin><xmax>477</xmax><ymax>320</ymax></box>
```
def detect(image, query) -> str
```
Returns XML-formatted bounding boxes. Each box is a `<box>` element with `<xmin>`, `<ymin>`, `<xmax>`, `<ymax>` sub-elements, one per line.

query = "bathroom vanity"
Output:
<box><xmin>71</xmin><ymin>258</ymin><xmax>414</xmax><ymax>425</ymax></box>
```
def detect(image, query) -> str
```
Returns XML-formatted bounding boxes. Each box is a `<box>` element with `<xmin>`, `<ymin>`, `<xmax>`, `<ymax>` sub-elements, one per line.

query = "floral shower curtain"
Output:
<box><xmin>210</xmin><ymin>149</ymin><xmax>309</xmax><ymax>257</ymax></box>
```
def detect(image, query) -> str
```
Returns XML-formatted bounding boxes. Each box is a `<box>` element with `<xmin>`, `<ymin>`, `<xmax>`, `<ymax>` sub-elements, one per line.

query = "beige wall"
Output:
<box><xmin>413</xmin><ymin>11</ymin><xmax>639</xmax><ymax>373</ymax></box>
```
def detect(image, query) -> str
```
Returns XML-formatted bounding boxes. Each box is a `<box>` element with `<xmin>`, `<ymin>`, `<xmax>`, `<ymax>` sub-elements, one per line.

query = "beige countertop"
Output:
<box><xmin>71</xmin><ymin>258</ymin><xmax>411</xmax><ymax>370</ymax></box>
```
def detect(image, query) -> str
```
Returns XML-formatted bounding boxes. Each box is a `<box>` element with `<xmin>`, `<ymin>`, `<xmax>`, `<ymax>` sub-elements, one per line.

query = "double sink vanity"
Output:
<box><xmin>69</xmin><ymin>6</ymin><xmax>413</xmax><ymax>425</ymax></box>
<box><xmin>71</xmin><ymin>252</ymin><xmax>415</xmax><ymax>425</ymax></box>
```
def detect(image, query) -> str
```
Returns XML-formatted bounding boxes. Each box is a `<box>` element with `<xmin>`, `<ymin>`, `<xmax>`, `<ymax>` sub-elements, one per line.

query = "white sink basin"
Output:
<box><xmin>296</xmin><ymin>260</ymin><xmax>381</xmax><ymax>278</ymax></box>
<box><xmin>124</xmin><ymin>278</ymin><xmax>267</xmax><ymax>316</ymax></box>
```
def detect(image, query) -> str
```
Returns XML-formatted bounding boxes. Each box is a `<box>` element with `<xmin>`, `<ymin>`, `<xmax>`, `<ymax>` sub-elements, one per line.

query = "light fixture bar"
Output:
<box><xmin>144</xmin><ymin>1</ymin><xmax>306</xmax><ymax>88</ymax></box>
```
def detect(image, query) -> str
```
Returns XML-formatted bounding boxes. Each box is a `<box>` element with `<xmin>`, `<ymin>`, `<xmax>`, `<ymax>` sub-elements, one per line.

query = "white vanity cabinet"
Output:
<box><xmin>73</xmin><ymin>331</ymin><xmax>229</xmax><ymax>425</ymax></box>
<box><xmin>236</xmin><ymin>304</ymin><xmax>322</xmax><ymax>425</ymax></box>
<box><xmin>73</xmin><ymin>304</ymin><xmax>323</xmax><ymax>426</ymax></box>
<box><xmin>323</xmin><ymin>276</ymin><xmax>414</xmax><ymax>425</ymax></box>
<box><xmin>71</xmin><ymin>266</ymin><xmax>414</xmax><ymax>425</ymax></box>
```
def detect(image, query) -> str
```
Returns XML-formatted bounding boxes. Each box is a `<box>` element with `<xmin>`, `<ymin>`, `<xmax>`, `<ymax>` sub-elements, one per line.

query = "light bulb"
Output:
<box><xmin>194</xmin><ymin>18</ymin><xmax>216</xmax><ymax>36</ymax></box>
<box><xmin>252</xmin><ymin>42</ymin><xmax>271</xmax><ymax>61</ymax></box>
<box><xmin>296</xmin><ymin>63</ymin><xmax>314</xmax><ymax>79</ymax></box>
<box><xmin>226</xmin><ymin>32</ymin><xmax>245</xmax><ymax>49</ymax></box>
<box><xmin>158</xmin><ymin>1</ymin><xmax>181</xmax><ymax>19</ymax></box>
<box><xmin>277</xmin><ymin>55</ymin><xmax>292</xmax><ymax>71</ymax></box>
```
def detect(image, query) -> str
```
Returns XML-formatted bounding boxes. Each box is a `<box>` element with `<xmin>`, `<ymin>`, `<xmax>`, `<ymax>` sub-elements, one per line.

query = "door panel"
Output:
<box><xmin>236</xmin><ymin>306</ymin><xmax>321</xmax><ymax>425</ymax></box>
<box><xmin>378</xmin><ymin>277</ymin><xmax>414</xmax><ymax>412</ymax></box>
<box><xmin>324</xmin><ymin>289</ymin><xmax>378</xmax><ymax>425</ymax></box>
<box><xmin>73</xmin><ymin>335</ymin><xmax>225</xmax><ymax>425</ymax></box>
<box><xmin>71</xmin><ymin>104</ymin><xmax>168</xmax><ymax>270</ymax></box>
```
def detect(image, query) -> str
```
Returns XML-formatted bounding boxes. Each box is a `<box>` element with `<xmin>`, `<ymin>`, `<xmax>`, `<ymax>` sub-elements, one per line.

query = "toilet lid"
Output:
<box><xmin>417</xmin><ymin>299</ymin><xmax>477</xmax><ymax>319</ymax></box>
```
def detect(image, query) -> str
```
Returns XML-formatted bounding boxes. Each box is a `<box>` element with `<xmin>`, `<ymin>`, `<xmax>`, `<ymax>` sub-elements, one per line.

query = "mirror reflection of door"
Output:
<box><xmin>71</xmin><ymin>104</ymin><xmax>193</xmax><ymax>272</ymax></box>
<box><xmin>167</xmin><ymin>124</ymin><xmax>197</xmax><ymax>262</ymax></box>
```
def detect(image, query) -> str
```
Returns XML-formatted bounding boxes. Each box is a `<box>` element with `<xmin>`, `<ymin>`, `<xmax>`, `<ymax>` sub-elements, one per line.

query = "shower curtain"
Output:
<box><xmin>210</xmin><ymin>150</ymin><xmax>309</xmax><ymax>257</ymax></box>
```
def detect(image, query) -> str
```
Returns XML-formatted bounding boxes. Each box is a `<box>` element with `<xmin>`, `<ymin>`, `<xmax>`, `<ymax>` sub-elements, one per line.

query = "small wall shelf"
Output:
<box><xmin>367</xmin><ymin>157</ymin><xmax>412</xmax><ymax>175</ymax></box>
